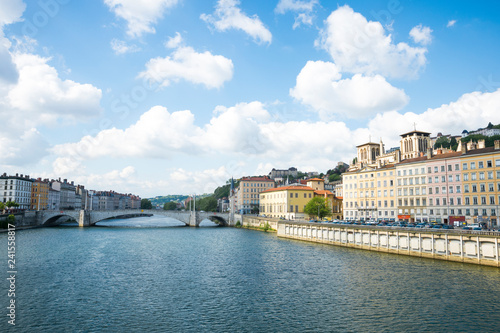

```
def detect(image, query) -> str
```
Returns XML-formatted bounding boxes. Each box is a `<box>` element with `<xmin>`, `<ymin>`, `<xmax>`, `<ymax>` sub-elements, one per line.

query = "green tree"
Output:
<box><xmin>163</xmin><ymin>201</ymin><xmax>177</xmax><ymax>210</ymax></box>
<box><xmin>0</xmin><ymin>202</ymin><xmax>4</xmax><ymax>211</ymax></box>
<box><xmin>450</xmin><ymin>137</ymin><xmax>458</xmax><ymax>151</ymax></box>
<box><xmin>304</xmin><ymin>197</ymin><xmax>332</xmax><ymax>220</ymax></box>
<box><xmin>434</xmin><ymin>136</ymin><xmax>450</xmax><ymax>149</ymax></box>
<box><xmin>141</xmin><ymin>199</ymin><xmax>153</xmax><ymax>209</ymax></box>
<box><xmin>5</xmin><ymin>201</ymin><xmax>19</xmax><ymax>208</ymax></box>
<box><xmin>196</xmin><ymin>196</ymin><xmax>218</xmax><ymax>212</ymax></box>
<box><xmin>328</xmin><ymin>174</ymin><xmax>341</xmax><ymax>182</ymax></box>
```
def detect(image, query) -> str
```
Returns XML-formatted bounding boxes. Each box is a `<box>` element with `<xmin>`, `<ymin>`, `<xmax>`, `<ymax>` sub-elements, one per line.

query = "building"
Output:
<box><xmin>399</xmin><ymin>130</ymin><xmax>432</xmax><ymax>160</ymax></box>
<box><xmin>396</xmin><ymin>156</ymin><xmax>428</xmax><ymax>223</ymax></box>
<box><xmin>0</xmin><ymin>173</ymin><xmax>33</xmax><ymax>210</ymax></box>
<box><xmin>31</xmin><ymin>178</ymin><xmax>50</xmax><ymax>210</ymax></box>
<box><xmin>268</xmin><ymin>167</ymin><xmax>298</xmax><ymax>180</ymax></box>
<box><xmin>259</xmin><ymin>178</ymin><xmax>341</xmax><ymax>220</ymax></box>
<box><xmin>48</xmin><ymin>187</ymin><xmax>60</xmax><ymax>210</ymax></box>
<box><xmin>234</xmin><ymin>176</ymin><xmax>275</xmax><ymax>214</ymax></box>
<box><xmin>460</xmin><ymin>143</ymin><xmax>500</xmax><ymax>228</ymax></box>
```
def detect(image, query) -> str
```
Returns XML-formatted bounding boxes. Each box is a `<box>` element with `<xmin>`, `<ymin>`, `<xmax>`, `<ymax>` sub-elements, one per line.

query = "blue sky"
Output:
<box><xmin>1</xmin><ymin>0</ymin><xmax>500</xmax><ymax>197</ymax></box>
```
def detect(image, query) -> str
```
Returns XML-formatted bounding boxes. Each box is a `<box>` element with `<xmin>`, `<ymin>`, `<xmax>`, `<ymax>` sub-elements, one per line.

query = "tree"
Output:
<box><xmin>434</xmin><ymin>136</ymin><xmax>450</xmax><ymax>149</ymax></box>
<box><xmin>0</xmin><ymin>202</ymin><xmax>4</xmax><ymax>210</ymax></box>
<box><xmin>163</xmin><ymin>201</ymin><xmax>177</xmax><ymax>210</ymax></box>
<box><xmin>141</xmin><ymin>199</ymin><xmax>153</xmax><ymax>209</ymax></box>
<box><xmin>304</xmin><ymin>197</ymin><xmax>332</xmax><ymax>220</ymax></box>
<box><xmin>328</xmin><ymin>174</ymin><xmax>341</xmax><ymax>182</ymax></box>
<box><xmin>5</xmin><ymin>201</ymin><xmax>19</xmax><ymax>208</ymax></box>
<box><xmin>450</xmin><ymin>137</ymin><xmax>458</xmax><ymax>151</ymax></box>
<box><xmin>196</xmin><ymin>196</ymin><xmax>218</xmax><ymax>212</ymax></box>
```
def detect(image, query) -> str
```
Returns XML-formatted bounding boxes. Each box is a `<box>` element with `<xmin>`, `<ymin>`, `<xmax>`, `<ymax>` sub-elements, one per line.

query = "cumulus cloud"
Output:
<box><xmin>409</xmin><ymin>24</ymin><xmax>433</xmax><ymax>45</ymax></box>
<box><xmin>7</xmin><ymin>53</ymin><xmax>102</xmax><ymax>125</ymax></box>
<box><xmin>367</xmin><ymin>88</ymin><xmax>500</xmax><ymax>148</ymax></box>
<box><xmin>275</xmin><ymin>0</ymin><xmax>319</xmax><ymax>29</ymax></box>
<box><xmin>110</xmin><ymin>39</ymin><xmax>140</xmax><ymax>55</ymax></box>
<box><xmin>105</xmin><ymin>0</ymin><xmax>179</xmax><ymax>38</ymax></box>
<box><xmin>201</xmin><ymin>0</ymin><xmax>272</xmax><ymax>44</ymax></box>
<box><xmin>0</xmin><ymin>128</ymin><xmax>49</xmax><ymax>167</ymax></box>
<box><xmin>138</xmin><ymin>34</ymin><xmax>234</xmax><ymax>89</ymax></box>
<box><xmin>290</xmin><ymin>60</ymin><xmax>409</xmax><ymax>119</ymax></box>
<box><xmin>316</xmin><ymin>5</ymin><xmax>428</xmax><ymax>79</ymax></box>
<box><xmin>0</xmin><ymin>0</ymin><xmax>25</xmax><ymax>84</ymax></box>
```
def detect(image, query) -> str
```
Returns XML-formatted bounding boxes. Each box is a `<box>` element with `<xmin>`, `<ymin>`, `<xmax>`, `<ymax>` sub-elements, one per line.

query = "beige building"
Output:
<box><xmin>395</xmin><ymin>157</ymin><xmax>428</xmax><ymax>223</ymax></box>
<box><xmin>235</xmin><ymin>176</ymin><xmax>275</xmax><ymax>214</ymax></box>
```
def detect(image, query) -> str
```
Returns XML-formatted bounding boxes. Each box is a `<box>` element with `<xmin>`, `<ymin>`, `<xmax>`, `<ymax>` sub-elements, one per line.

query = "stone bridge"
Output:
<box><xmin>35</xmin><ymin>209</ymin><xmax>231</xmax><ymax>227</ymax></box>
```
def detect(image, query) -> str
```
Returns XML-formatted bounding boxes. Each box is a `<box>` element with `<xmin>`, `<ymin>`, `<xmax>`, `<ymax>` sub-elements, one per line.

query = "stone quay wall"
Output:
<box><xmin>277</xmin><ymin>221</ymin><xmax>500</xmax><ymax>267</ymax></box>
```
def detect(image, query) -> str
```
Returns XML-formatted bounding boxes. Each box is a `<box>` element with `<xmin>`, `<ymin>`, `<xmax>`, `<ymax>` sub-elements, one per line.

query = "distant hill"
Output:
<box><xmin>148</xmin><ymin>195</ymin><xmax>189</xmax><ymax>208</ymax></box>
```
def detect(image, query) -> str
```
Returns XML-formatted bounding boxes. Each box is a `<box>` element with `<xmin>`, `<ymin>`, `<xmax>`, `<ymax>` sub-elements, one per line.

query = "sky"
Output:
<box><xmin>1</xmin><ymin>0</ymin><xmax>500</xmax><ymax>197</ymax></box>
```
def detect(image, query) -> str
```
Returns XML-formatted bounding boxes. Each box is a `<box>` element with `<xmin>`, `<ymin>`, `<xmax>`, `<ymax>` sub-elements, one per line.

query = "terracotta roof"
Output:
<box><xmin>463</xmin><ymin>146</ymin><xmax>498</xmax><ymax>156</ymax></box>
<box><xmin>261</xmin><ymin>185</ymin><xmax>314</xmax><ymax>193</ymax></box>
<box><xmin>397</xmin><ymin>156</ymin><xmax>428</xmax><ymax>165</ymax></box>
<box><xmin>314</xmin><ymin>190</ymin><xmax>334</xmax><ymax>196</ymax></box>
<box><xmin>429</xmin><ymin>151</ymin><xmax>463</xmax><ymax>160</ymax></box>
<box><xmin>307</xmin><ymin>178</ymin><xmax>324</xmax><ymax>182</ymax></box>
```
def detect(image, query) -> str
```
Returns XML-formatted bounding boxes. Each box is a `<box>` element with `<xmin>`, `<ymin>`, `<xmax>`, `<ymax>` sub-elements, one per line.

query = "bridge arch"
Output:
<box><xmin>43</xmin><ymin>214</ymin><xmax>78</xmax><ymax>226</ymax></box>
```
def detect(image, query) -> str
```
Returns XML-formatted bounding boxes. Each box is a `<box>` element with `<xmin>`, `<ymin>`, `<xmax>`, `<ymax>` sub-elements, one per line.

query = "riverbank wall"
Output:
<box><xmin>277</xmin><ymin>221</ymin><xmax>500</xmax><ymax>267</ymax></box>
<box><xmin>235</xmin><ymin>214</ymin><xmax>278</xmax><ymax>231</ymax></box>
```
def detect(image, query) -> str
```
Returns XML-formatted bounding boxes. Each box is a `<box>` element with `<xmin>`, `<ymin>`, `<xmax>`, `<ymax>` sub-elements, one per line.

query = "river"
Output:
<box><xmin>1</xmin><ymin>215</ymin><xmax>499</xmax><ymax>332</ymax></box>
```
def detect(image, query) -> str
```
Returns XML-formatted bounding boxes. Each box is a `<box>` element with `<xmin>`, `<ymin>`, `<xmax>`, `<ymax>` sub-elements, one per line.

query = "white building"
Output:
<box><xmin>0</xmin><ymin>173</ymin><xmax>33</xmax><ymax>210</ymax></box>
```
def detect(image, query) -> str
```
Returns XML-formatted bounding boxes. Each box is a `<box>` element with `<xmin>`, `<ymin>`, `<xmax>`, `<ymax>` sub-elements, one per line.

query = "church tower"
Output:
<box><xmin>399</xmin><ymin>129</ymin><xmax>431</xmax><ymax>160</ymax></box>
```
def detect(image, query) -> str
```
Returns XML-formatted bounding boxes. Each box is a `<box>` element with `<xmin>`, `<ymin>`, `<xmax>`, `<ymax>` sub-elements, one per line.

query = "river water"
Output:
<box><xmin>1</xmin><ymin>215</ymin><xmax>499</xmax><ymax>332</ymax></box>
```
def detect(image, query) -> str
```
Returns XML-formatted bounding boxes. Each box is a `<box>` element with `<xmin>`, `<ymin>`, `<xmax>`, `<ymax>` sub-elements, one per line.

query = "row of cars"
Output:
<box><xmin>309</xmin><ymin>219</ymin><xmax>498</xmax><ymax>231</ymax></box>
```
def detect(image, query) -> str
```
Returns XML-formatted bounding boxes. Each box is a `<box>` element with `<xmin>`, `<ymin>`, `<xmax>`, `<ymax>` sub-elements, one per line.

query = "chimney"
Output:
<box><xmin>495</xmin><ymin>140</ymin><xmax>500</xmax><ymax>150</ymax></box>
<box><xmin>461</xmin><ymin>142</ymin><xmax>467</xmax><ymax>153</ymax></box>
<box><xmin>478</xmin><ymin>139</ymin><xmax>485</xmax><ymax>149</ymax></box>
<box><xmin>437</xmin><ymin>149</ymin><xmax>442</xmax><ymax>155</ymax></box>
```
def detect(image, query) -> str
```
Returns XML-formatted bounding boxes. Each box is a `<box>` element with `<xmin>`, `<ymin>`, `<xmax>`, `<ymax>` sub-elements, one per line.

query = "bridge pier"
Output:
<box><xmin>189</xmin><ymin>211</ymin><xmax>200</xmax><ymax>227</ymax></box>
<box><xmin>78</xmin><ymin>210</ymin><xmax>90</xmax><ymax>227</ymax></box>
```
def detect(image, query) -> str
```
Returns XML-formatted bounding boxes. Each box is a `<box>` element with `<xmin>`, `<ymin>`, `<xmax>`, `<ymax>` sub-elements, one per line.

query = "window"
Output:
<box><xmin>472</xmin><ymin>185</ymin><xmax>477</xmax><ymax>192</ymax></box>
<box><xmin>450</xmin><ymin>198</ymin><xmax>454</xmax><ymax>205</ymax></box>
<box><xmin>290</xmin><ymin>193</ymin><xmax>293</xmax><ymax>198</ymax></box>
<box><xmin>480</xmin><ymin>172</ymin><xmax>485</xmax><ymax>180</ymax></box>
<box><xmin>428</xmin><ymin>177</ymin><xmax>432</xmax><ymax>184</ymax></box>
<box><xmin>429</xmin><ymin>198</ymin><xmax>433</xmax><ymax>206</ymax></box>
<box><xmin>434</xmin><ymin>166</ymin><xmax>438</xmax><ymax>173</ymax></box>
<box><xmin>449</xmin><ymin>186</ymin><xmax>453</xmax><ymax>193</ymax></box>
<box><xmin>436</xmin><ymin>198</ymin><xmax>440</xmax><ymax>206</ymax></box>
<box><xmin>489</xmin><ymin>183</ymin><xmax>494</xmax><ymax>192</ymax></box>
<box><xmin>441</xmin><ymin>176</ymin><xmax>446</xmax><ymax>182</ymax></box>
<box><xmin>448</xmin><ymin>165</ymin><xmax>452</xmax><ymax>171</ymax></box>
<box><xmin>481</xmin><ymin>196</ymin><xmax>486</xmax><ymax>205</ymax></box>
<box><xmin>474</xmin><ymin>209</ymin><xmax>479</xmax><ymax>216</ymax></box>
<box><xmin>457</xmin><ymin>198</ymin><xmax>462</xmax><ymax>205</ymax></box>
<box><xmin>455</xmin><ymin>164</ymin><xmax>460</xmax><ymax>171</ymax></box>
<box><xmin>472</xmin><ymin>173</ymin><xmax>477</xmax><ymax>181</ymax></box>
<box><xmin>428</xmin><ymin>167</ymin><xmax>432</xmax><ymax>173</ymax></box>
<box><xmin>442</xmin><ymin>186</ymin><xmax>446</xmax><ymax>194</ymax></box>
<box><xmin>456</xmin><ymin>174</ymin><xmax>460</xmax><ymax>182</ymax></box>
<box><xmin>463</xmin><ymin>163</ymin><xmax>468</xmax><ymax>170</ymax></box>
<box><xmin>464</xmin><ymin>173</ymin><xmax>469</xmax><ymax>181</ymax></box>
<box><xmin>490</xmin><ymin>196</ymin><xmax>495</xmax><ymax>205</ymax></box>
<box><xmin>471</xmin><ymin>162</ymin><xmax>476</xmax><ymax>169</ymax></box>
<box><xmin>496</xmin><ymin>159</ymin><xmax>500</xmax><ymax>167</ymax></box>
<box><xmin>465</xmin><ymin>197</ymin><xmax>470</xmax><ymax>205</ymax></box>
<box><xmin>479</xmin><ymin>161</ymin><xmax>484</xmax><ymax>168</ymax></box>
<box><xmin>487</xmin><ymin>160</ymin><xmax>492</xmax><ymax>168</ymax></box>
<box><xmin>464</xmin><ymin>184</ymin><xmax>469</xmax><ymax>193</ymax></box>
<box><xmin>295</xmin><ymin>193</ymin><xmax>298</xmax><ymax>198</ymax></box>
<box><xmin>434</xmin><ymin>176</ymin><xmax>439</xmax><ymax>183</ymax></box>
<box><xmin>480</xmin><ymin>184</ymin><xmax>485</xmax><ymax>192</ymax></box>
<box><xmin>429</xmin><ymin>188</ymin><xmax>433</xmax><ymax>194</ymax></box>
<box><xmin>441</xmin><ymin>166</ymin><xmax>445</xmax><ymax>172</ymax></box>
<box><xmin>488</xmin><ymin>171</ymin><xmax>493</xmax><ymax>179</ymax></box>
<box><xmin>473</xmin><ymin>197</ymin><xmax>478</xmax><ymax>205</ymax></box>
<box><xmin>466</xmin><ymin>209</ymin><xmax>470</xmax><ymax>216</ymax></box>
<box><xmin>435</xmin><ymin>187</ymin><xmax>439</xmax><ymax>194</ymax></box>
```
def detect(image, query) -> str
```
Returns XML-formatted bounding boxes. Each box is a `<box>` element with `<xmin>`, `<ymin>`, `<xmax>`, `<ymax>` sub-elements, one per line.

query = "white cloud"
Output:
<box><xmin>110</xmin><ymin>39</ymin><xmax>140</xmax><ymax>55</ymax></box>
<box><xmin>316</xmin><ymin>5</ymin><xmax>428</xmax><ymax>79</ymax></box>
<box><xmin>138</xmin><ymin>36</ymin><xmax>234</xmax><ymax>89</ymax></box>
<box><xmin>447</xmin><ymin>20</ymin><xmax>457</xmax><ymax>28</ymax></box>
<box><xmin>201</xmin><ymin>0</ymin><xmax>272</xmax><ymax>44</ymax></box>
<box><xmin>104</xmin><ymin>0</ymin><xmax>179</xmax><ymax>38</ymax></box>
<box><xmin>290</xmin><ymin>60</ymin><xmax>409</xmax><ymax>119</ymax></box>
<box><xmin>409</xmin><ymin>24</ymin><xmax>433</xmax><ymax>45</ymax></box>
<box><xmin>0</xmin><ymin>0</ymin><xmax>25</xmax><ymax>27</ymax></box>
<box><xmin>367</xmin><ymin>88</ymin><xmax>500</xmax><ymax>148</ymax></box>
<box><xmin>165</xmin><ymin>32</ymin><xmax>182</xmax><ymax>48</ymax></box>
<box><xmin>0</xmin><ymin>128</ymin><xmax>49</xmax><ymax>167</ymax></box>
<box><xmin>7</xmin><ymin>53</ymin><xmax>102</xmax><ymax>125</ymax></box>
<box><xmin>275</xmin><ymin>0</ymin><xmax>319</xmax><ymax>29</ymax></box>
